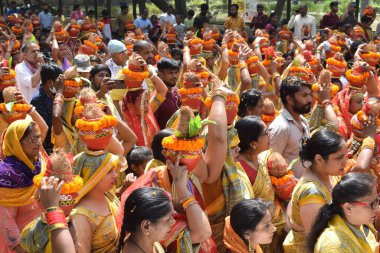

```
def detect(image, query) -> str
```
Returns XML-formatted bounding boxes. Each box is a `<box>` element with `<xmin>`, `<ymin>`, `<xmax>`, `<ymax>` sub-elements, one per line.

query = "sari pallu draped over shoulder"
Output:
<box><xmin>0</xmin><ymin>119</ymin><xmax>46</xmax><ymax>207</ymax></box>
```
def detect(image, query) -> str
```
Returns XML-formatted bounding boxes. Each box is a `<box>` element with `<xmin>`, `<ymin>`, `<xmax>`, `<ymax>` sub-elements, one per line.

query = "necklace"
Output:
<box><xmin>130</xmin><ymin>239</ymin><xmax>147</xmax><ymax>253</ymax></box>
<box><xmin>240</xmin><ymin>153</ymin><xmax>259</xmax><ymax>168</ymax></box>
<box><xmin>311</xmin><ymin>169</ymin><xmax>332</xmax><ymax>191</ymax></box>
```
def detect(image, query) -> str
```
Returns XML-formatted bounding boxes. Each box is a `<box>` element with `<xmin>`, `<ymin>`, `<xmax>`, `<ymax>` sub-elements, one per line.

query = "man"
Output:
<box><xmin>73</xmin><ymin>54</ymin><xmax>92</xmax><ymax>79</ymax></box>
<box><xmin>151</xmin><ymin>58</ymin><xmax>181</xmax><ymax>129</ymax></box>
<box><xmin>31</xmin><ymin>64</ymin><xmax>63</xmax><ymax>154</ymax></box>
<box><xmin>15</xmin><ymin>42</ymin><xmax>45</xmax><ymax>102</ymax></box>
<box><xmin>38</xmin><ymin>4</ymin><xmax>53</xmax><ymax>31</ymax></box>
<box><xmin>320</xmin><ymin>1</ymin><xmax>339</xmax><ymax>29</ymax></box>
<box><xmin>193</xmin><ymin>4</ymin><xmax>212</xmax><ymax>32</ymax></box>
<box><xmin>117</xmin><ymin>4</ymin><xmax>134</xmax><ymax>37</ymax></box>
<box><xmin>354</xmin><ymin>15</ymin><xmax>374</xmax><ymax>42</ymax></box>
<box><xmin>250</xmin><ymin>4</ymin><xmax>268</xmax><ymax>29</ymax></box>
<box><xmin>340</xmin><ymin>2</ymin><xmax>357</xmax><ymax>27</ymax></box>
<box><xmin>6</xmin><ymin>1</ymin><xmax>20</xmax><ymax>16</ymax></box>
<box><xmin>268</xmin><ymin>76</ymin><xmax>312</xmax><ymax>178</ymax></box>
<box><xmin>224</xmin><ymin>4</ymin><xmax>245</xmax><ymax>33</ymax></box>
<box><xmin>159</xmin><ymin>5</ymin><xmax>176</xmax><ymax>27</ymax></box>
<box><xmin>106</xmin><ymin>39</ymin><xmax>128</xmax><ymax>78</ymax></box>
<box><xmin>288</xmin><ymin>5</ymin><xmax>316</xmax><ymax>40</ymax></box>
<box><xmin>134</xmin><ymin>9</ymin><xmax>152</xmax><ymax>35</ymax></box>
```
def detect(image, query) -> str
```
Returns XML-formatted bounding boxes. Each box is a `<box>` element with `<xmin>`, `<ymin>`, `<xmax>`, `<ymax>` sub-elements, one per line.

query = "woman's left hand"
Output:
<box><xmin>14</xmin><ymin>90</ymin><xmax>28</xmax><ymax>105</ymax></box>
<box><xmin>39</xmin><ymin>176</ymin><xmax>64</xmax><ymax>210</ymax></box>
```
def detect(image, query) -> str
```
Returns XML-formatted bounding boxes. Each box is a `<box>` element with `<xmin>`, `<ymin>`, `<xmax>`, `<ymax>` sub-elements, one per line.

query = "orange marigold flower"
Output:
<box><xmin>162</xmin><ymin>135</ymin><xmax>205</xmax><ymax>152</ymax></box>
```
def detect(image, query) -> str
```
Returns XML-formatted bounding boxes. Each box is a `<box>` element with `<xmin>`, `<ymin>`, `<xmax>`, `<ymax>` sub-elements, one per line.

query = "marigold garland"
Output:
<box><xmin>197</xmin><ymin>71</ymin><xmax>210</xmax><ymax>79</ymax></box>
<box><xmin>262</xmin><ymin>113</ymin><xmax>276</xmax><ymax>123</ymax></box>
<box><xmin>83</xmin><ymin>40</ymin><xmax>98</xmax><ymax>51</ymax></box>
<box><xmin>74</xmin><ymin>103</ymin><xmax>104</xmax><ymax>116</ymax></box>
<box><xmin>345</xmin><ymin>69</ymin><xmax>370</xmax><ymax>86</ymax></box>
<box><xmin>204</xmin><ymin>93</ymin><xmax>240</xmax><ymax>108</ymax></box>
<box><xmin>202</xmin><ymin>39</ymin><xmax>215</xmax><ymax>46</ymax></box>
<box><xmin>246</xmin><ymin>56</ymin><xmax>259</xmax><ymax>64</ymax></box>
<box><xmin>33</xmin><ymin>173</ymin><xmax>83</xmax><ymax>195</ymax></box>
<box><xmin>326</xmin><ymin>57</ymin><xmax>347</xmax><ymax>68</ymax></box>
<box><xmin>1</xmin><ymin>69</ymin><xmax>16</xmax><ymax>80</ymax></box>
<box><xmin>178</xmin><ymin>87</ymin><xmax>204</xmax><ymax>95</ymax></box>
<box><xmin>0</xmin><ymin>103</ymin><xmax>30</xmax><ymax>112</ymax></box>
<box><xmin>189</xmin><ymin>38</ymin><xmax>202</xmax><ymax>46</ymax></box>
<box><xmin>122</xmin><ymin>67</ymin><xmax>150</xmax><ymax>82</ymax></box>
<box><xmin>75</xmin><ymin>115</ymin><xmax>118</xmax><ymax>132</ymax></box>
<box><xmin>64</xmin><ymin>79</ymin><xmax>83</xmax><ymax>87</ymax></box>
<box><xmin>11</xmin><ymin>26</ymin><xmax>22</xmax><ymax>34</ymax></box>
<box><xmin>329</xmin><ymin>44</ymin><xmax>341</xmax><ymax>52</ymax></box>
<box><xmin>270</xmin><ymin>171</ymin><xmax>294</xmax><ymax>186</ymax></box>
<box><xmin>162</xmin><ymin>135</ymin><xmax>205</xmax><ymax>152</ymax></box>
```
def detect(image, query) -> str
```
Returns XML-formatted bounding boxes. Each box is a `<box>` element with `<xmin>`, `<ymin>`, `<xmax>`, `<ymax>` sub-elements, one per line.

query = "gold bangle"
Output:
<box><xmin>361</xmin><ymin>137</ymin><xmax>375</xmax><ymax>151</ymax></box>
<box><xmin>48</xmin><ymin>222</ymin><xmax>68</xmax><ymax>232</ymax></box>
<box><xmin>184</xmin><ymin>200</ymin><xmax>198</xmax><ymax>210</ymax></box>
<box><xmin>44</xmin><ymin>206</ymin><xmax>61</xmax><ymax>215</ymax></box>
<box><xmin>210</xmin><ymin>88</ymin><xmax>227</xmax><ymax>102</ymax></box>
<box><xmin>182</xmin><ymin>196</ymin><xmax>196</xmax><ymax>209</ymax></box>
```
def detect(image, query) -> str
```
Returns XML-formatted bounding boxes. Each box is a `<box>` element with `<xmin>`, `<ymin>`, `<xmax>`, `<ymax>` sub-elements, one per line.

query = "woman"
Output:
<box><xmin>238</xmin><ymin>89</ymin><xmax>264</xmax><ymax>118</ymax></box>
<box><xmin>265</xmin><ymin>13</ymin><xmax>278</xmax><ymax>36</ymax></box>
<box><xmin>309</xmin><ymin>173</ymin><xmax>379</xmax><ymax>253</ymax></box>
<box><xmin>0</xmin><ymin>93</ymin><xmax>48</xmax><ymax>252</ymax></box>
<box><xmin>144</xmin><ymin>129</ymin><xmax>172</xmax><ymax>172</ymax></box>
<box><xmin>117</xmin><ymin>187</ymin><xmax>174</xmax><ymax>253</ymax></box>
<box><xmin>122</xmin><ymin>89</ymin><xmax>160</xmax><ymax>147</ymax></box>
<box><xmin>70</xmin><ymin>5</ymin><xmax>85</xmax><ymax>21</ymax></box>
<box><xmin>224</xmin><ymin>199</ymin><xmax>276</xmax><ymax>253</ymax></box>
<box><xmin>283</xmin><ymin>130</ymin><xmax>348</xmax><ymax>252</ymax></box>
<box><xmin>235</xmin><ymin>116</ymin><xmax>286</xmax><ymax>253</ymax></box>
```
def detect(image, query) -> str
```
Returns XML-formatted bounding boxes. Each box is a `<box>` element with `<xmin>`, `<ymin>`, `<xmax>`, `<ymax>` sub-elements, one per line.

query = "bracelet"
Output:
<box><xmin>210</xmin><ymin>88</ymin><xmax>227</xmax><ymax>102</ymax></box>
<box><xmin>182</xmin><ymin>196</ymin><xmax>196</xmax><ymax>209</ymax></box>
<box><xmin>184</xmin><ymin>200</ymin><xmax>198</xmax><ymax>210</ymax></box>
<box><xmin>44</xmin><ymin>206</ymin><xmax>61</xmax><ymax>215</ymax></box>
<box><xmin>321</xmin><ymin>99</ymin><xmax>332</xmax><ymax>108</ymax></box>
<box><xmin>361</xmin><ymin>137</ymin><xmax>375</xmax><ymax>151</ymax></box>
<box><xmin>27</xmin><ymin>106</ymin><xmax>36</xmax><ymax>114</ymax></box>
<box><xmin>48</xmin><ymin>222</ymin><xmax>68</xmax><ymax>231</ymax></box>
<box><xmin>180</xmin><ymin>195</ymin><xmax>194</xmax><ymax>204</ymax></box>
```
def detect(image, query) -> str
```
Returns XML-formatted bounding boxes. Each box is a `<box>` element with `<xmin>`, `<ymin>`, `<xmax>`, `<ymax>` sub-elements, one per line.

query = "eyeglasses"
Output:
<box><xmin>28</xmin><ymin>135</ymin><xmax>42</xmax><ymax>144</ymax></box>
<box><xmin>350</xmin><ymin>197</ymin><xmax>380</xmax><ymax>210</ymax></box>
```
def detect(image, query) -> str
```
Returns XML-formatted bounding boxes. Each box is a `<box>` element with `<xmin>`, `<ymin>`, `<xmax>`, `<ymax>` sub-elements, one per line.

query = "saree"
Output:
<box><xmin>315</xmin><ymin>215</ymin><xmax>379</xmax><ymax>253</ymax></box>
<box><xmin>122</xmin><ymin>91</ymin><xmax>160</xmax><ymax>147</ymax></box>
<box><xmin>203</xmin><ymin>127</ymin><xmax>254</xmax><ymax>253</ymax></box>
<box><xmin>0</xmin><ymin>120</ymin><xmax>46</xmax><ymax>252</ymax></box>
<box><xmin>283</xmin><ymin>179</ymin><xmax>332</xmax><ymax>253</ymax></box>
<box><xmin>332</xmin><ymin>87</ymin><xmax>363</xmax><ymax>140</ymax></box>
<box><xmin>254</xmin><ymin>150</ymin><xmax>287</xmax><ymax>253</ymax></box>
<box><xmin>223</xmin><ymin>216</ymin><xmax>263</xmax><ymax>253</ymax></box>
<box><xmin>309</xmin><ymin>105</ymin><xmax>339</xmax><ymax>135</ymax></box>
<box><xmin>117</xmin><ymin>166</ymin><xmax>217</xmax><ymax>253</ymax></box>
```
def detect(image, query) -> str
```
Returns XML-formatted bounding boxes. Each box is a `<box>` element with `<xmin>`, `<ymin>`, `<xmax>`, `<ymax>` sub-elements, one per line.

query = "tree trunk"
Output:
<box><xmin>175</xmin><ymin>0</ymin><xmax>187</xmax><ymax>16</ymax></box>
<box><xmin>274</xmin><ymin>0</ymin><xmax>287</xmax><ymax>21</ymax></box>
<box><xmin>149</xmin><ymin>0</ymin><xmax>170</xmax><ymax>12</ymax></box>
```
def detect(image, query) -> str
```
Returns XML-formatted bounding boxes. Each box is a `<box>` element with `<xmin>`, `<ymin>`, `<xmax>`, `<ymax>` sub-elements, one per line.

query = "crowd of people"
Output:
<box><xmin>1</xmin><ymin>1</ymin><xmax>380</xmax><ymax>253</ymax></box>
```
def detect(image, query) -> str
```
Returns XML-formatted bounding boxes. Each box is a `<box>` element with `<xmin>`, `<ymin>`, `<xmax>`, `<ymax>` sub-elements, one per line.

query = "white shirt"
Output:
<box><xmin>105</xmin><ymin>58</ymin><xmax>124</xmax><ymax>79</ymax></box>
<box><xmin>159</xmin><ymin>13</ymin><xmax>176</xmax><ymax>27</ymax></box>
<box><xmin>15</xmin><ymin>61</ymin><xmax>39</xmax><ymax>103</ymax></box>
<box><xmin>287</xmin><ymin>14</ymin><xmax>316</xmax><ymax>39</ymax></box>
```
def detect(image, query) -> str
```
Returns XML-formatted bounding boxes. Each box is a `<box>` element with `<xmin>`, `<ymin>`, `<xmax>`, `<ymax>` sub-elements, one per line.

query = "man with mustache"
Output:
<box><xmin>224</xmin><ymin>4</ymin><xmax>245</xmax><ymax>33</ymax></box>
<box><xmin>268</xmin><ymin>76</ymin><xmax>313</xmax><ymax>178</ymax></box>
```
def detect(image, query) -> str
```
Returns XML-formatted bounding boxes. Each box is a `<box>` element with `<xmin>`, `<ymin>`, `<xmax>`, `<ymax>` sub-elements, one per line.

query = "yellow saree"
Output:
<box><xmin>315</xmin><ymin>215</ymin><xmax>379</xmax><ymax>253</ymax></box>
<box><xmin>283</xmin><ymin>179</ymin><xmax>332</xmax><ymax>253</ymax></box>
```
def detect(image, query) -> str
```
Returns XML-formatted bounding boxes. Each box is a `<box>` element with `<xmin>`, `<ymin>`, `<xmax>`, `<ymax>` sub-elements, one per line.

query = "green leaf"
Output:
<box><xmin>174</xmin><ymin>130</ymin><xmax>185</xmax><ymax>139</ymax></box>
<box><xmin>188</xmin><ymin>115</ymin><xmax>202</xmax><ymax>138</ymax></box>
<box><xmin>5</xmin><ymin>102</ymin><xmax>15</xmax><ymax>112</ymax></box>
<box><xmin>201</xmin><ymin>119</ymin><xmax>217</xmax><ymax>126</ymax></box>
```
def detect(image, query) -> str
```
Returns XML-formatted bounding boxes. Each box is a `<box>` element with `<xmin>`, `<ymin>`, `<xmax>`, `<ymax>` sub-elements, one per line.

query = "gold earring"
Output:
<box><xmin>245</xmin><ymin>236</ymin><xmax>252</xmax><ymax>252</ymax></box>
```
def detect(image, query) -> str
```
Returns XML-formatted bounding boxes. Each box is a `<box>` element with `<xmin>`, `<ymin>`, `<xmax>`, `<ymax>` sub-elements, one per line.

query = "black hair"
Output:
<box><xmin>230</xmin><ymin>199</ymin><xmax>271</xmax><ymax>245</ymax></box>
<box><xmin>330</xmin><ymin>1</ymin><xmax>338</xmax><ymax>8</ymax></box>
<box><xmin>72</xmin><ymin>4</ymin><xmax>80</xmax><ymax>11</ymax></box>
<box><xmin>157</xmin><ymin>57</ymin><xmax>181</xmax><ymax>72</ymax></box>
<box><xmin>187</xmin><ymin>9</ymin><xmax>195</xmax><ymax>16</ymax></box>
<box><xmin>230</xmin><ymin>4</ymin><xmax>239</xmax><ymax>10</ymax></box>
<box><xmin>127</xmin><ymin>146</ymin><xmax>153</xmax><ymax>169</ymax></box>
<box><xmin>269</xmin><ymin>12</ymin><xmax>277</xmax><ymax>19</ymax></box>
<box><xmin>349</xmin><ymin>40</ymin><xmax>365</xmax><ymax>57</ymax></box>
<box><xmin>238</xmin><ymin>88</ymin><xmax>263</xmax><ymax>117</ymax></box>
<box><xmin>200</xmin><ymin>3</ymin><xmax>209</xmax><ymax>11</ymax></box>
<box><xmin>151</xmin><ymin>129</ymin><xmax>173</xmax><ymax>162</ymax></box>
<box><xmin>361</xmin><ymin>15</ymin><xmax>373</xmax><ymax>24</ymax></box>
<box><xmin>87</xmin><ymin>9</ymin><xmax>95</xmax><ymax>15</ymax></box>
<box><xmin>299</xmin><ymin>130</ymin><xmax>343</xmax><ymax>167</ymax></box>
<box><xmin>90</xmin><ymin>55</ymin><xmax>102</xmax><ymax>64</ymax></box>
<box><xmin>169</xmin><ymin>48</ymin><xmax>183</xmax><ymax>61</ymax></box>
<box><xmin>308</xmin><ymin>173</ymin><xmax>376</xmax><ymax>251</ymax></box>
<box><xmin>89</xmin><ymin>64</ymin><xmax>111</xmax><ymax>81</ymax></box>
<box><xmin>117</xmin><ymin>187</ymin><xmax>172</xmax><ymax>253</ymax></box>
<box><xmin>235</xmin><ymin>116</ymin><xmax>265</xmax><ymax>153</ymax></box>
<box><xmin>279</xmin><ymin>76</ymin><xmax>311</xmax><ymax>106</ymax></box>
<box><xmin>257</xmin><ymin>4</ymin><xmax>264</xmax><ymax>9</ymax></box>
<box><xmin>40</xmin><ymin>64</ymin><xmax>63</xmax><ymax>86</ymax></box>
